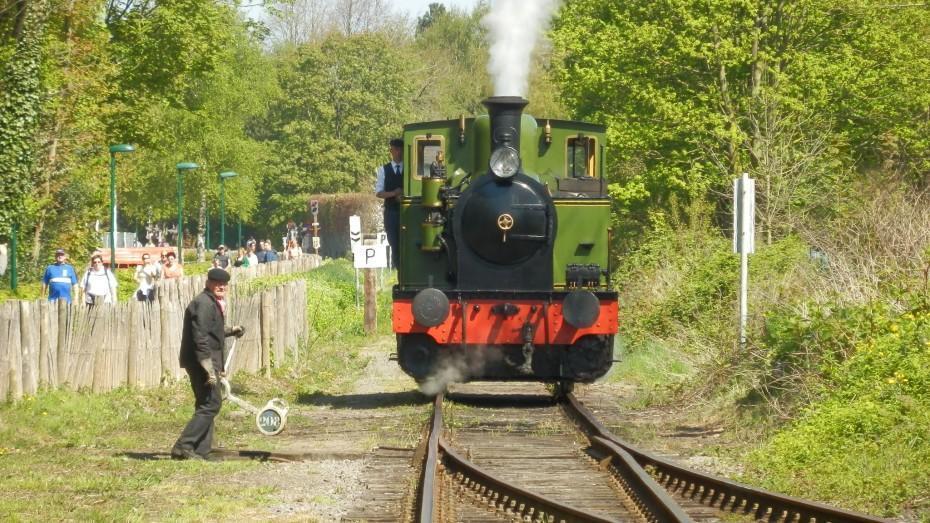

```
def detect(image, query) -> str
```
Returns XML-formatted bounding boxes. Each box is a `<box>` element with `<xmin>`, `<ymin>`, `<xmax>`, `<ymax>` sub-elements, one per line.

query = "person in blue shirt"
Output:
<box><xmin>41</xmin><ymin>248</ymin><xmax>78</xmax><ymax>303</ymax></box>
<box><xmin>262</xmin><ymin>240</ymin><xmax>279</xmax><ymax>262</ymax></box>
<box><xmin>255</xmin><ymin>242</ymin><xmax>268</xmax><ymax>264</ymax></box>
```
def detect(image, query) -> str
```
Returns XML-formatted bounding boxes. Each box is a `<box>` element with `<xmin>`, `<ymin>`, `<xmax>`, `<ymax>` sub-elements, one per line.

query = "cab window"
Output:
<box><xmin>567</xmin><ymin>135</ymin><xmax>596</xmax><ymax>178</ymax></box>
<box><xmin>414</xmin><ymin>137</ymin><xmax>444</xmax><ymax>179</ymax></box>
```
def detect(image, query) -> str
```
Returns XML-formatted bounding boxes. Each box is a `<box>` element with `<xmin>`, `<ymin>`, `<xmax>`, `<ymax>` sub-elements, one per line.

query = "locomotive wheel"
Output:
<box><xmin>562</xmin><ymin>335</ymin><xmax>614</xmax><ymax>383</ymax></box>
<box><xmin>552</xmin><ymin>380</ymin><xmax>575</xmax><ymax>398</ymax></box>
<box><xmin>397</xmin><ymin>334</ymin><xmax>439</xmax><ymax>381</ymax></box>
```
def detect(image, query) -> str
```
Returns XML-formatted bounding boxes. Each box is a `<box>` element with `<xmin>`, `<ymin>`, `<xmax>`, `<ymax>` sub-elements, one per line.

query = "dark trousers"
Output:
<box><xmin>384</xmin><ymin>208</ymin><xmax>400</xmax><ymax>268</ymax></box>
<box><xmin>173</xmin><ymin>366</ymin><xmax>222</xmax><ymax>456</ymax></box>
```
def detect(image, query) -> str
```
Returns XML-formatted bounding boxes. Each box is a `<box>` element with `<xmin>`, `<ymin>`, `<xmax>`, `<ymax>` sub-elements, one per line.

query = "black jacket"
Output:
<box><xmin>179</xmin><ymin>289</ymin><xmax>233</xmax><ymax>372</ymax></box>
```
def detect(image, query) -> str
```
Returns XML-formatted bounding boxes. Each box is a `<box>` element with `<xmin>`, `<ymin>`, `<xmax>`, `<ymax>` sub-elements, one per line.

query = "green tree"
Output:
<box><xmin>412</xmin><ymin>3</ymin><xmax>489</xmax><ymax>120</ymax></box>
<box><xmin>116</xmin><ymin>27</ymin><xmax>277</xmax><ymax>232</ymax></box>
<box><xmin>27</xmin><ymin>2</ymin><xmax>120</xmax><ymax>263</ymax></box>
<box><xmin>101</xmin><ymin>0</ymin><xmax>275</xmax><ymax>245</ymax></box>
<box><xmin>551</xmin><ymin>0</ymin><xmax>930</xmax><ymax>241</ymax></box>
<box><xmin>0</xmin><ymin>0</ymin><xmax>47</xmax><ymax>243</ymax></box>
<box><xmin>416</xmin><ymin>2</ymin><xmax>447</xmax><ymax>35</ymax></box>
<box><xmin>260</xmin><ymin>32</ymin><xmax>412</xmax><ymax>227</ymax></box>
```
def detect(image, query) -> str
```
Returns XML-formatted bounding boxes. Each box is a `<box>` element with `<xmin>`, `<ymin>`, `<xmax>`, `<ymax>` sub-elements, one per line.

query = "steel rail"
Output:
<box><xmin>438</xmin><ymin>440</ymin><xmax>623</xmax><ymax>523</ymax></box>
<box><xmin>564</xmin><ymin>393</ymin><xmax>892</xmax><ymax>523</ymax></box>
<box><xmin>416</xmin><ymin>393</ymin><xmax>444</xmax><ymax>522</ymax></box>
<box><xmin>587</xmin><ymin>435</ymin><xmax>692</xmax><ymax>522</ymax></box>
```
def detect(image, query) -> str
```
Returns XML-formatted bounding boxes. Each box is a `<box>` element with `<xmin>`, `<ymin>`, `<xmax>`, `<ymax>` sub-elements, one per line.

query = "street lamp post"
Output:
<box><xmin>109</xmin><ymin>144</ymin><xmax>135</xmax><ymax>268</ymax></box>
<box><xmin>176</xmin><ymin>162</ymin><xmax>199</xmax><ymax>264</ymax></box>
<box><xmin>219</xmin><ymin>171</ymin><xmax>238</xmax><ymax>247</ymax></box>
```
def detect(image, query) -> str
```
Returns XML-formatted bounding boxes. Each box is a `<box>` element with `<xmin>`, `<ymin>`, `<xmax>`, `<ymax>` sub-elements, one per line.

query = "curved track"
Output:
<box><xmin>414</xmin><ymin>383</ymin><xmax>890</xmax><ymax>523</ymax></box>
<box><xmin>418</xmin><ymin>384</ymin><xmax>688</xmax><ymax>522</ymax></box>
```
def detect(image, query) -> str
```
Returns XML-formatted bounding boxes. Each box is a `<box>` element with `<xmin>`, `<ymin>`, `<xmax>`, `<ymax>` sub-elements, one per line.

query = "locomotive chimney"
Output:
<box><xmin>483</xmin><ymin>96</ymin><xmax>529</xmax><ymax>151</ymax></box>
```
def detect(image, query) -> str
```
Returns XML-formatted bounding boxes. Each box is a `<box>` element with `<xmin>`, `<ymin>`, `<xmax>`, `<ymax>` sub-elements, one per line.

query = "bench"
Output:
<box><xmin>97</xmin><ymin>247</ymin><xmax>174</xmax><ymax>268</ymax></box>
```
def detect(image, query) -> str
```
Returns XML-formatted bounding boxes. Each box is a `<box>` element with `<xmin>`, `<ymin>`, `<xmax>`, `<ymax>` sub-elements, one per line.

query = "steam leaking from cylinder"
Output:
<box><xmin>483</xmin><ymin>0</ymin><xmax>562</xmax><ymax>96</ymax></box>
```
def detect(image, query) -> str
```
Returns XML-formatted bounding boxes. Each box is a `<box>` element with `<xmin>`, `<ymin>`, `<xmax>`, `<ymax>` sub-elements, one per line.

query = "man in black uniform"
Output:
<box><xmin>375</xmin><ymin>138</ymin><xmax>404</xmax><ymax>268</ymax></box>
<box><xmin>171</xmin><ymin>268</ymin><xmax>244</xmax><ymax>460</ymax></box>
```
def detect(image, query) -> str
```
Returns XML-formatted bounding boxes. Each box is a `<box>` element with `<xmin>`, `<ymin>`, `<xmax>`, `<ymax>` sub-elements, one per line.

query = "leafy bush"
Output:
<box><xmin>745</xmin><ymin>305</ymin><xmax>930</xmax><ymax>515</ymax></box>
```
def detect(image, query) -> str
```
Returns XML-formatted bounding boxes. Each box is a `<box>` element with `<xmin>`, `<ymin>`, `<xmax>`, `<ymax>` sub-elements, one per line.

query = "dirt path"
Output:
<box><xmin>229</xmin><ymin>335</ymin><xmax>429</xmax><ymax>522</ymax></box>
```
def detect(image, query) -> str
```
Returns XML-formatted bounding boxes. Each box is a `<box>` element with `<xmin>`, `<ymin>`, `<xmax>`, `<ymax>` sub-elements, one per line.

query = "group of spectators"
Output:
<box><xmin>214</xmin><ymin>239</ymin><xmax>302</xmax><ymax>270</ymax></box>
<box><xmin>42</xmin><ymin>239</ymin><xmax>305</xmax><ymax>307</ymax></box>
<box><xmin>133</xmin><ymin>250</ymin><xmax>184</xmax><ymax>302</ymax></box>
<box><xmin>41</xmin><ymin>248</ymin><xmax>184</xmax><ymax>306</ymax></box>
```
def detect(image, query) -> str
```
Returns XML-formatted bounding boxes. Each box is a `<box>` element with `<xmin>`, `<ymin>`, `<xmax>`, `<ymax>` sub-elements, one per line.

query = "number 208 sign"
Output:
<box><xmin>255</xmin><ymin>399</ymin><xmax>289</xmax><ymax>436</ymax></box>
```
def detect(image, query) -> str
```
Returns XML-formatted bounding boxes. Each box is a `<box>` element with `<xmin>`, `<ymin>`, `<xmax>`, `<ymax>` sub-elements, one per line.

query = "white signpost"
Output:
<box><xmin>349</xmin><ymin>215</ymin><xmax>362</xmax><ymax>306</ymax></box>
<box><xmin>732</xmin><ymin>173</ymin><xmax>755</xmax><ymax>347</ymax></box>
<box><xmin>354</xmin><ymin>245</ymin><xmax>388</xmax><ymax>269</ymax></box>
<box><xmin>348</xmin><ymin>215</ymin><xmax>384</xmax><ymax>332</ymax></box>
<box><xmin>349</xmin><ymin>215</ymin><xmax>362</xmax><ymax>251</ymax></box>
<box><xmin>310</xmin><ymin>199</ymin><xmax>321</xmax><ymax>255</ymax></box>
<box><xmin>349</xmin><ymin>216</ymin><xmax>388</xmax><ymax>269</ymax></box>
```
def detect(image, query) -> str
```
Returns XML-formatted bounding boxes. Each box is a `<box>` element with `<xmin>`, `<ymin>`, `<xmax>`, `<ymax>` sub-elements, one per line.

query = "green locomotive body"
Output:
<box><xmin>393</xmin><ymin>97</ymin><xmax>617</xmax><ymax>386</ymax></box>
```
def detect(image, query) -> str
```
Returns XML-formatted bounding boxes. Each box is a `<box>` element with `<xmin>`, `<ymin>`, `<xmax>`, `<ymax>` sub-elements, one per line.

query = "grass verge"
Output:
<box><xmin>0</xmin><ymin>257</ymin><xmax>391</xmax><ymax>520</ymax></box>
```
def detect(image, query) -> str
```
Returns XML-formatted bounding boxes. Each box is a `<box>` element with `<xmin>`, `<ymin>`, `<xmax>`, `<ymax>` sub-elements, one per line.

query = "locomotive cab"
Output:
<box><xmin>393</xmin><ymin>96</ymin><xmax>618</xmax><ymax>387</ymax></box>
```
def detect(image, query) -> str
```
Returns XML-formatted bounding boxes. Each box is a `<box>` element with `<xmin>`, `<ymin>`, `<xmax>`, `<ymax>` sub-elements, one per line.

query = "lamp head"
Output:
<box><xmin>109</xmin><ymin>144</ymin><xmax>135</xmax><ymax>154</ymax></box>
<box><xmin>219</xmin><ymin>171</ymin><xmax>239</xmax><ymax>179</ymax></box>
<box><xmin>176</xmin><ymin>162</ymin><xmax>199</xmax><ymax>171</ymax></box>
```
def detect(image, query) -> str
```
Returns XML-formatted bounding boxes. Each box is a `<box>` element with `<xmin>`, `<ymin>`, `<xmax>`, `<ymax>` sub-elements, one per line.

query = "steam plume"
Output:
<box><xmin>483</xmin><ymin>0</ymin><xmax>562</xmax><ymax>97</ymax></box>
<box><xmin>417</xmin><ymin>348</ymin><xmax>502</xmax><ymax>396</ymax></box>
<box><xmin>418</xmin><ymin>361</ymin><xmax>466</xmax><ymax>396</ymax></box>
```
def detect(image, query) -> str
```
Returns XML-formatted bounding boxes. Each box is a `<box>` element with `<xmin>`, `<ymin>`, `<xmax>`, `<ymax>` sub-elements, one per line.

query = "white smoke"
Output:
<box><xmin>418</xmin><ymin>361</ymin><xmax>466</xmax><ymax>397</ymax></box>
<box><xmin>483</xmin><ymin>0</ymin><xmax>562</xmax><ymax>97</ymax></box>
<box><xmin>417</xmin><ymin>348</ymin><xmax>503</xmax><ymax>396</ymax></box>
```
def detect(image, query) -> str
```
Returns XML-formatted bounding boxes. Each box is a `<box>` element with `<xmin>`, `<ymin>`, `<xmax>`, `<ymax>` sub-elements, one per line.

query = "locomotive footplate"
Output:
<box><xmin>393</xmin><ymin>289</ymin><xmax>618</xmax><ymax>383</ymax></box>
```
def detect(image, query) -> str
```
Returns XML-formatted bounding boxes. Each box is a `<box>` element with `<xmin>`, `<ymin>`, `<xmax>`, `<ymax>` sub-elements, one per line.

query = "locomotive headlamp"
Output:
<box><xmin>489</xmin><ymin>146</ymin><xmax>520</xmax><ymax>179</ymax></box>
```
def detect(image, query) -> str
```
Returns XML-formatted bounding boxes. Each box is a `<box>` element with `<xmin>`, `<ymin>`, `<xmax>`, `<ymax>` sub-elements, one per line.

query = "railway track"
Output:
<box><xmin>412</xmin><ymin>383</ymin><xmax>890</xmax><ymax>523</ymax></box>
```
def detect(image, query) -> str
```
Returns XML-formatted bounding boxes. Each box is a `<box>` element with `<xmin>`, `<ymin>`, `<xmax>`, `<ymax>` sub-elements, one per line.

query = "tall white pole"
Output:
<box><xmin>739</xmin><ymin>243</ymin><xmax>748</xmax><ymax>347</ymax></box>
<box><xmin>734</xmin><ymin>172</ymin><xmax>754</xmax><ymax>348</ymax></box>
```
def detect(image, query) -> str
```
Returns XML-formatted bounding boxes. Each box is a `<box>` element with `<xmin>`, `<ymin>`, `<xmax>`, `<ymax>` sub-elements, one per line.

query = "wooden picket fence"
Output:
<box><xmin>0</xmin><ymin>256</ymin><xmax>321</xmax><ymax>402</ymax></box>
<box><xmin>226</xmin><ymin>255</ymin><xmax>320</xmax><ymax>280</ymax></box>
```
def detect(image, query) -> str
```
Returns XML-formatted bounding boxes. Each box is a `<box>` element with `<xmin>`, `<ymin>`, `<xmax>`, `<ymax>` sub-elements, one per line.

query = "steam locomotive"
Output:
<box><xmin>393</xmin><ymin>96</ymin><xmax>617</xmax><ymax>388</ymax></box>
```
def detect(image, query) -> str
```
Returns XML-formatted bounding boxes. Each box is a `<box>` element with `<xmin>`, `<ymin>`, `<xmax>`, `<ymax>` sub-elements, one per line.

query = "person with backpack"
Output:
<box><xmin>81</xmin><ymin>253</ymin><xmax>118</xmax><ymax>306</ymax></box>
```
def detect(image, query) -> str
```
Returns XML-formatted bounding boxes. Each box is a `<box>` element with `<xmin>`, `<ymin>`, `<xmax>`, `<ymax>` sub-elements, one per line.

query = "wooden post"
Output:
<box><xmin>128</xmin><ymin>301</ymin><xmax>143</xmax><ymax>387</ymax></box>
<box><xmin>56</xmin><ymin>299</ymin><xmax>69</xmax><ymax>387</ymax></box>
<box><xmin>363</xmin><ymin>268</ymin><xmax>376</xmax><ymax>334</ymax></box>
<box><xmin>66</xmin><ymin>304</ymin><xmax>88</xmax><ymax>388</ymax></box>
<box><xmin>0</xmin><ymin>302</ymin><xmax>13</xmax><ymax>401</ymax></box>
<box><xmin>19</xmin><ymin>301</ymin><xmax>38</xmax><ymax>395</ymax></box>
<box><xmin>92</xmin><ymin>305</ymin><xmax>108</xmax><ymax>393</ymax></box>
<box><xmin>8</xmin><ymin>302</ymin><xmax>23</xmax><ymax>400</ymax></box>
<box><xmin>260</xmin><ymin>290</ymin><xmax>272</xmax><ymax>377</ymax></box>
<box><xmin>274</xmin><ymin>284</ymin><xmax>285</xmax><ymax>364</ymax></box>
<box><xmin>159</xmin><ymin>301</ymin><xmax>174</xmax><ymax>382</ymax></box>
<box><xmin>39</xmin><ymin>300</ymin><xmax>50</xmax><ymax>386</ymax></box>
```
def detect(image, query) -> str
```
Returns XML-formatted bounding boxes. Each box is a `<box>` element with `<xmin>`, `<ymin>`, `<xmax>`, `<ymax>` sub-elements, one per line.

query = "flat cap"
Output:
<box><xmin>207</xmin><ymin>268</ymin><xmax>231</xmax><ymax>283</ymax></box>
<box><xmin>55</xmin><ymin>248</ymin><xmax>66</xmax><ymax>255</ymax></box>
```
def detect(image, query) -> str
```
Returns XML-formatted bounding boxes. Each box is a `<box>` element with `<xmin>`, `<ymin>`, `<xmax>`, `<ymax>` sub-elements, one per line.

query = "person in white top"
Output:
<box><xmin>81</xmin><ymin>254</ymin><xmax>118</xmax><ymax>306</ymax></box>
<box><xmin>134</xmin><ymin>253</ymin><xmax>159</xmax><ymax>302</ymax></box>
<box><xmin>246</xmin><ymin>241</ymin><xmax>259</xmax><ymax>267</ymax></box>
<box><xmin>285</xmin><ymin>238</ymin><xmax>302</xmax><ymax>260</ymax></box>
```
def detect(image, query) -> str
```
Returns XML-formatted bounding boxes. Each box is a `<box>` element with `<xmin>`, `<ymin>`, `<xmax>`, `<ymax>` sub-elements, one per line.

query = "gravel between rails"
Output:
<box><xmin>227</xmin><ymin>336</ymin><xmax>429</xmax><ymax>521</ymax></box>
